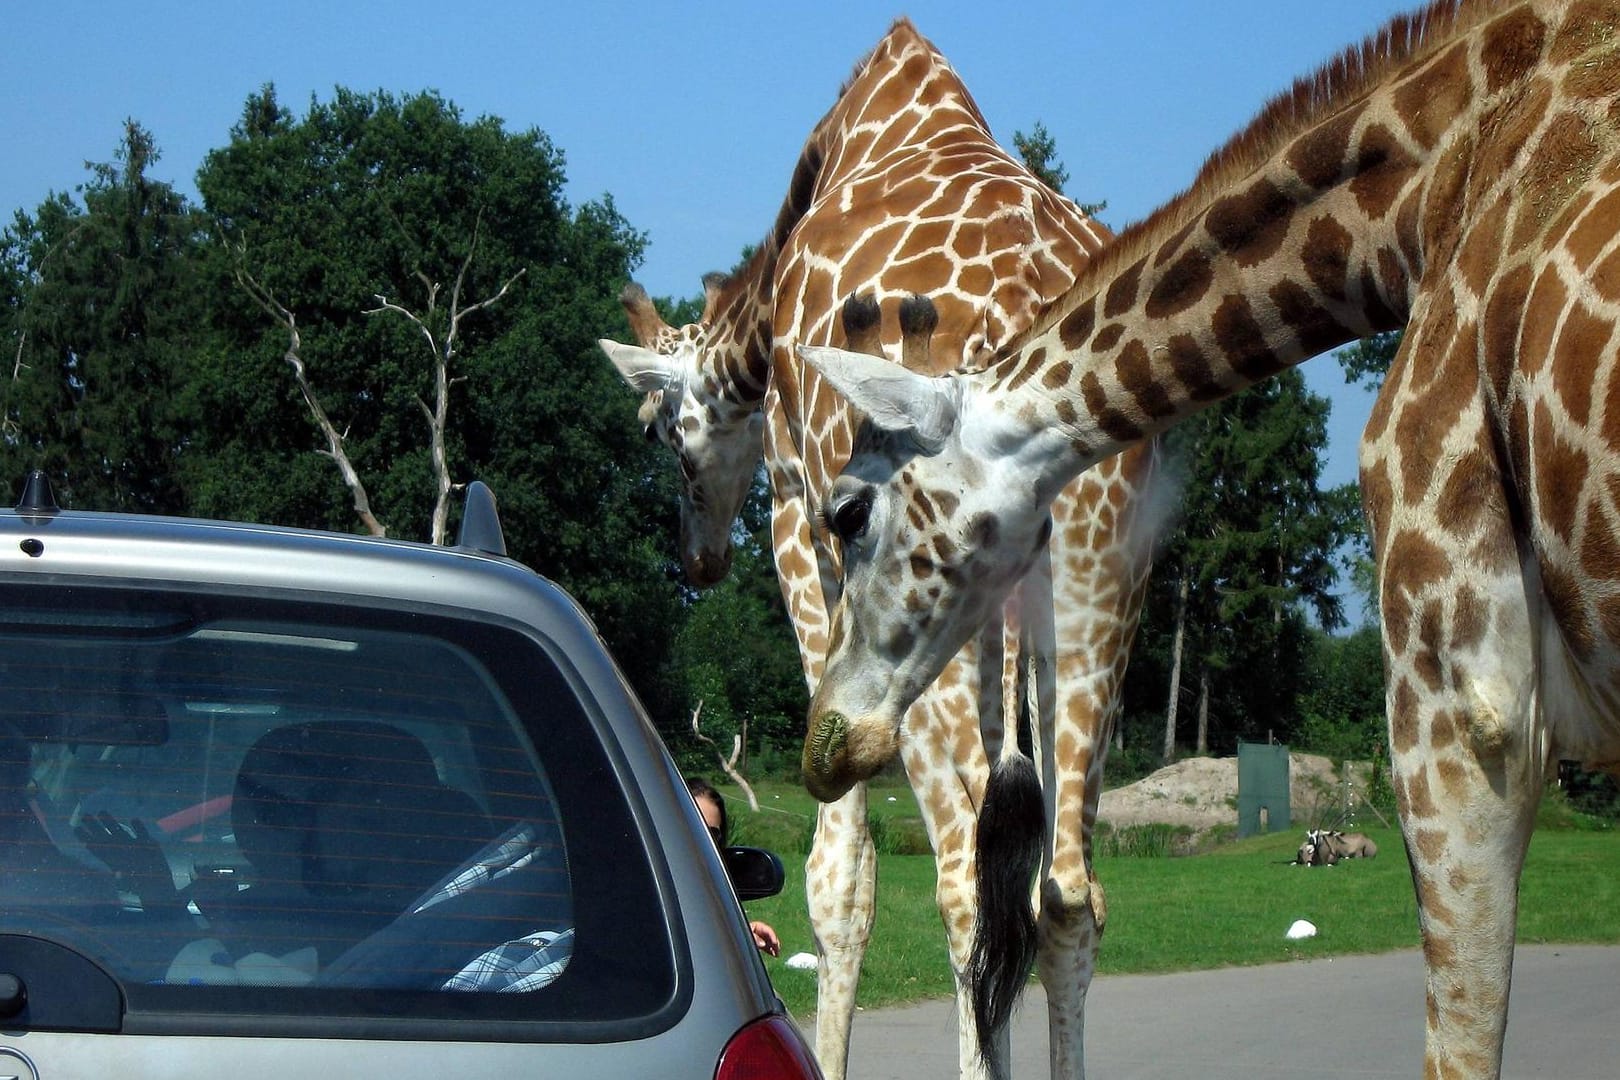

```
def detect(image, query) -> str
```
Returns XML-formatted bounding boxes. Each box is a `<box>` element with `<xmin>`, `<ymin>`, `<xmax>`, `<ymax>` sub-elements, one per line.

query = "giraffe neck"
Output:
<box><xmin>699</xmin><ymin>247</ymin><xmax>777</xmax><ymax>410</ymax></box>
<box><xmin>981</xmin><ymin>0</ymin><xmax>1599</xmax><ymax>498</ymax></box>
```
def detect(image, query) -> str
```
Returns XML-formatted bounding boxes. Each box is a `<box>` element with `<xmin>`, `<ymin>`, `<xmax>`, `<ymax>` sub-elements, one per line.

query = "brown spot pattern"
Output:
<box><xmin>1166</xmin><ymin>332</ymin><xmax>1223</xmax><ymax>403</ymax></box>
<box><xmin>1414</xmin><ymin>600</ymin><xmax>1447</xmax><ymax>691</ymax></box>
<box><xmin>1435</xmin><ymin>449</ymin><xmax>1501</xmax><ymax>542</ymax></box>
<box><xmin>1520</xmin><ymin>267</ymin><xmax>1569</xmax><ymax>382</ymax></box>
<box><xmin>1267</xmin><ymin>279</ymin><xmax>1350</xmax><ymax>367</ymax></box>
<box><xmin>1348</xmin><ymin>123</ymin><xmax>1418</xmax><ymax>220</ymax></box>
<box><xmin>1480</xmin><ymin>8</ymin><xmax>1549</xmax><ymax>95</ymax></box>
<box><xmin>1081</xmin><ymin>366</ymin><xmax>1144</xmax><ymax>444</ymax></box>
<box><xmin>1541</xmin><ymin>558</ymin><xmax>1595</xmax><ymax>658</ymax></box>
<box><xmin>1389</xmin><ymin>678</ymin><xmax>1419</xmax><ymax>755</ymax></box>
<box><xmin>1092</xmin><ymin>323</ymin><xmax>1126</xmax><ymax>353</ymax></box>
<box><xmin>1532</xmin><ymin>400</ymin><xmax>1590</xmax><ymax>546</ymax></box>
<box><xmin>1483</xmin><ymin>262</ymin><xmax>1534</xmax><ymax>406</ymax></box>
<box><xmin>1593</xmin><ymin>247</ymin><xmax>1620</xmax><ymax>303</ymax></box>
<box><xmin>1565</xmin><ymin>188</ymin><xmax>1620</xmax><ymax>271</ymax></box>
<box><xmin>1456</xmin><ymin>196</ymin><xmax>1510</xmax><ymax>301</ymax></box>
<box><xmin>1104</xmin><ymin>259</ymin><xmax>1145</xmax><ymax>319</ymax></box>
<box><xmin>1204</xmin><ymin>178</ymin><xmax>1295</xmax><ymax>267</ymax></box>
<box><xmin>1057</xmin><ymin>299</ymin><xmax>1097</xmax><ymax>351</ymax></box>
<box><xmin>1145</xmin><ymin>248</ymin><xmax>1214</xmax><ymax>320</ymax></box>
<box><xmin>1115</xmin><ymin>340</ymin><xmax>1175</xmax><ymax>421</ymax></box>
<box><xmin>1285</xmin><ymin>106</ymin><xmax>1358</xmax><ymax>190</ymax></box>
<box><xmin>1392</xmin><ymin>43</ymin><xmax>1473</xmax><ymax>150</ymax></box>
<box><xmin>1301</xmin><ymin>215</ymin><xmax>1355</xmax><ymax>303</ymax></box>
<box><xmin>1553</xmin><ymin>302</ymin><xmax>1611</xmax><ymax>425</ymax></box>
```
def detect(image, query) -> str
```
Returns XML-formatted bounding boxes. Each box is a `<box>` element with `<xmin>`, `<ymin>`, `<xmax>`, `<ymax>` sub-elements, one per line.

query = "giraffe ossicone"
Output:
<box><xmin>801</xmin><ymin>2</ymin><xmax>1620</xmax><ymax>1076</ymax></box>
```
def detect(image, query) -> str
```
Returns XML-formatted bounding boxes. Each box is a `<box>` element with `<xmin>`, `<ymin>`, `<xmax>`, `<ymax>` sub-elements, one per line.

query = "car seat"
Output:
<box><xmin>223</xmin><ymin>720</ymin><xmax>492</xmax><ymax>953</ymax></box>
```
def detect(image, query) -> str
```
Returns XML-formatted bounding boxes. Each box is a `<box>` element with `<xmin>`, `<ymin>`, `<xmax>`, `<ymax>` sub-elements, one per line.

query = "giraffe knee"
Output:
<box><xmin>1462</xmin><ymin>677</ymin><xmax>1515</xmax><ymax>757</ymax></box>
<box><xmin>1039</xmin><ymin>872</ymin><xmax>1103</xmax><ymax>936</ymax></box>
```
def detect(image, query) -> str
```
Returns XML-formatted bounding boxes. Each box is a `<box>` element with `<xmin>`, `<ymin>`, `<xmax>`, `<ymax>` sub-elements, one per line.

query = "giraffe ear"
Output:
<box><xmin>796</xmin><ymin>343</ymin><xmax>958</xmax><ymax>452</ymax></box>
<box><xmin>598</xmin><ymin>339</ymin><xmax>681</xmax><ymax>395</ymax></box>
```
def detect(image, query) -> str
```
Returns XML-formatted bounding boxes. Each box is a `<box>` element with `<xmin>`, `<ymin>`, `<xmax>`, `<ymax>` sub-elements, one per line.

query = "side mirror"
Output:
<box><xmin>721</xmin><ymin>845</ymin><xmax>785</xmax><ymax>901</ymax></box>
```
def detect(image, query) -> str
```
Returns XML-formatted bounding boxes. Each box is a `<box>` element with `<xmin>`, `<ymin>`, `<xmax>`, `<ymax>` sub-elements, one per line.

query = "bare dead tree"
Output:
<box><xmin>1163</xmin><ymin>571</ymin><xmax>1189</xmax><ymax>764</ymax></box>
<box><xmin>3</xmin><ymin>330</ymin><xmax>29</xmax><ymax>440</ymax></box>
<box><xmin>364</xmin><ymin>218</ymin><xmax>524</xmax><ymax>545</ymax></box>
<box><xmin>235</xmin><ymin>264</ymin><xmax>387</xmax><ymax>537</ymax></box>
<box><xmin>690</xmin><ymin>701</ymin><xmax>760</xmax><ymax>812</ymax></box>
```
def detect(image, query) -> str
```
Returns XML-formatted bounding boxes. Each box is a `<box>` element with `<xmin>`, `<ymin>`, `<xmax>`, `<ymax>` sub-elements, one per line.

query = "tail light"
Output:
<box><xmin>715</xmin><ymin>1014</ymin><xmax>823</xmax><ymax>1080</ymax></box>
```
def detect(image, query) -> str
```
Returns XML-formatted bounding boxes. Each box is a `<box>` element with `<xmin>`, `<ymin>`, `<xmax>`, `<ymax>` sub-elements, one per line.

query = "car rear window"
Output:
<box><xmin>0</xmin><ymin>581</ymin><xmax>679</xmax><ymax>1038</ymax></box>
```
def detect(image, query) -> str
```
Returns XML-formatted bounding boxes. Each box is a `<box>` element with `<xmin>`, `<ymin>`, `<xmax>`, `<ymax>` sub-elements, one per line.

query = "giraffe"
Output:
<box><xmin>795</xmin><ymin>2</ymin><xmax>1620</xmax><ymax>1075</ymax></box>
<box><xmin>597</xmin><ymin>19</ymin><xmax>1159</xmax><ymax>1079</ymax></box>
<box><xmin>604</xmin><ymin>274</ymin><xmax>761</xmax><ymax>589</ymax></box>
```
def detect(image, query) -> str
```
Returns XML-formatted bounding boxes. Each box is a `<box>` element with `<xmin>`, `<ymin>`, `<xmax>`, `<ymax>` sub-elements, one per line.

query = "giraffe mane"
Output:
<box><xmin>1014</xmin><ymin>0</ymin><xmax>1511</xmax><ymax>349</ymax></box>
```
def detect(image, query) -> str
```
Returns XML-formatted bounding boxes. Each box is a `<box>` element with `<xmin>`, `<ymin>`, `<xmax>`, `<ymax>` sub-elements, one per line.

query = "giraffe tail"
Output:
<box><xmin>967</xmin><ymin>750</ymin><xmax>1043</xmax><ymax>1075</ymax></box>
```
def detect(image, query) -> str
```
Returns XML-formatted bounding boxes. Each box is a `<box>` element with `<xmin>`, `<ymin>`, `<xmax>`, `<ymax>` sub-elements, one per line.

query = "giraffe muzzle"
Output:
<box><xmin>803</xmin><ymin>712</ymin><xmax>849</xmax><ymax>792</ymax></box>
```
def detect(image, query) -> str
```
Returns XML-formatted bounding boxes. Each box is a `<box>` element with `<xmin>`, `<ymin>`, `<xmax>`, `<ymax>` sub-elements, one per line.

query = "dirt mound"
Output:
<box><xmin>1098</xmin><ymin>752</ymin><xmax>1347</xmax><ymax>833</ymax></box>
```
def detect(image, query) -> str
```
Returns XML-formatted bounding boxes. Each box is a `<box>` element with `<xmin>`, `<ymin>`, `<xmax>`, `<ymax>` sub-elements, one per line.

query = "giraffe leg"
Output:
<box><xmin>1035</xmin><ymin>447</ymin><xmax>1157</xmax><ymax>1080</ymax></box>
<box><xmin>1387</xmin><ymin>620</ymin><xmax>1543</xmax><ymax>1080</ymax></box>
<box><xmin>1036</xmin><ymin>875</ymin><xmax>1100</xmax><ymax>1080</ymax></box>
<box><xmin>805</xmin><ymin>786</ymin><xmax>876</xmax><ymax>1080</ymax></box>
<box><xmin>904</xmin><ymin>666</ymin><xmax>997</xmax><ymax>1080</ymax></box>
<box><xmin>1029</xmin><ymin>550</ymin><xmax>1103</xmax><ymax>1080</ymax></box>
<box><xmin>1385</xmin><ymin>574</ymin><xmax>1544</xmax><ymax>1080</ymax></box>
<box><xmin>1367</xmin><ymin>384</ymin><xmax>1545</xmax><ymax>1079</ymax></box>
<box><xmin>1035</xmin><ymin>759</ymin><xmax>1103</xmax><ymax>1080</ymax></box>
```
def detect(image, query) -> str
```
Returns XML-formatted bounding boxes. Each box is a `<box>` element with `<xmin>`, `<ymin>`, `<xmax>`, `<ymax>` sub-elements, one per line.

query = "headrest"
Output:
<box><xmin>232</xmin><ymin>720</ymin><xmax>487</xmax><ymax>908</ymax></box>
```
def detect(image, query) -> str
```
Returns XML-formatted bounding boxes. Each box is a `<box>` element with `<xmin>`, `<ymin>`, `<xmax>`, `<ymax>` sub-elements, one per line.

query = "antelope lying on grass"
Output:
<box><xmin>1297</xmin><ymin>828</ymin><xmax>1378</xmax><ymax>866</ymax></box>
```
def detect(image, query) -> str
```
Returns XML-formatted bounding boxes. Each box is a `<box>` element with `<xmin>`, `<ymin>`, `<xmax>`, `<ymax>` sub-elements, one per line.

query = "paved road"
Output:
<box><xmin>809</xmin><ymin>945</ymin><xmax>1617</xmax><ymax>1078</ymax></box>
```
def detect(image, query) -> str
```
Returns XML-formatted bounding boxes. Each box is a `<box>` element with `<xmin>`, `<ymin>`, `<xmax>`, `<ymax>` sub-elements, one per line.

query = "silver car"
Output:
<box><xmin>0</xmin><ymin>475</ymin><xmax>818</xmax><ymax>1079</ymax></box>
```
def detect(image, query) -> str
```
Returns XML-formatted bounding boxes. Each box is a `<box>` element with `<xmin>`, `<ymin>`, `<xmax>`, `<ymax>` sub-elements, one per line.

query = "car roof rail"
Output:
<box><xmin>456</xmin><ymin>480</ymin><xmax>507</xmax><ymax>557</ymax></box>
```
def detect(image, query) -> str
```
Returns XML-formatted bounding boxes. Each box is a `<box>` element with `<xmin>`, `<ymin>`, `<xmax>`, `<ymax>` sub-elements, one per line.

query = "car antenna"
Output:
<box><xmin>15</xmin><ymin>470</ymin><xmax>59</xmax><ymax>515</ymax></box>
<box><xmin>456</xmin><ymin>480</ymin><xmax>507</xmax><ymax>556</ymax></box>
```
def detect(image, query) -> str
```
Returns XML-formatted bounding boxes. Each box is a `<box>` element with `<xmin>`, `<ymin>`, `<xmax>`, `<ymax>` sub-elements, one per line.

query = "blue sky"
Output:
<box><xmin>4</xmin><ymin>1</ymin><xmax>1416</xmax><ymax>504</ymax></box>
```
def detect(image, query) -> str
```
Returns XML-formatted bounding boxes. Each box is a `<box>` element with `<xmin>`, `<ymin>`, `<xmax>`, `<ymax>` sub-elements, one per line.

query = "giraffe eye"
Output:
<box><xmin>827</xmin><ymin>489</ymin><xmax>873</xmax><ymax>544</ymax></box>
<box><xmin>643</xmin><ymin>423</ymin><xmax>659</xmax><ymax>444</ymax></box>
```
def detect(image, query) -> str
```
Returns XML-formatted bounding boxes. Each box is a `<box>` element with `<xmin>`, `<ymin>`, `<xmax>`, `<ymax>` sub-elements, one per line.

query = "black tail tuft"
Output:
<box><xmin>967</xmin><ymin>753</ymin><xmax>1044</xmax><ymax>1078</ymax></box>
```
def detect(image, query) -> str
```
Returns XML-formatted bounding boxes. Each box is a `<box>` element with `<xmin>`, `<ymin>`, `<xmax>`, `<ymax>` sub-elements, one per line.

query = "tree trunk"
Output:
<box><xmin>1163</xmin><ymin>573</ymin><xmax>1188</xmax><ymax>765</ymax></box>
<box><xmin>1196</xmin><ymin>667</ymin><xmax>1210</xmax><ymax>755</ymax></box>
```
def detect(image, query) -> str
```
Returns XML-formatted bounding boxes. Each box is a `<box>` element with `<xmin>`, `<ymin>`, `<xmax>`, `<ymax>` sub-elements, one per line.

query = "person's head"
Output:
<box><xmin>685</xmin><ymin>776</ymin><xmax>727</xmax><ymax>848</ymax></box>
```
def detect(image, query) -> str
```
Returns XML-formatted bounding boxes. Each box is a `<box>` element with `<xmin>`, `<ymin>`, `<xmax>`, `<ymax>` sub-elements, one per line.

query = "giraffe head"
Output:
<box><xmin>795</xmin><ymin>308</ymin><xmax>1074</xmax><ymax>800</ymax></box>
<box><xmin>599</xmin><ymin>279</ymin><xmax>764</xmax><ymax>588</ymax></box>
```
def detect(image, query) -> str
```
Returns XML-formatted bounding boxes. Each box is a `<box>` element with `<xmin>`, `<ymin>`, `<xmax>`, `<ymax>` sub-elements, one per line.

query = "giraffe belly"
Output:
<box><xmin>1538</xmin><ymin>597</ymin><xmax>1620</xmax><ymax>769</ymax></box>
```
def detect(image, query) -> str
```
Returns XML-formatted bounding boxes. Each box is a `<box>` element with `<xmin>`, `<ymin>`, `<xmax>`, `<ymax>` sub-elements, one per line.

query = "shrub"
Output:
<box><xmin>1557</xmin><ymin>765</ymin><xmax>1620</xmax><ymax>823</ymax></box>
<box><xmin>1095</xmin><ymin>822</ymin><xmax>1193</xmax><ymax>858</ymax></box>
<box><xmin>729</xmin><ymin>808</ymin><xmax>816</xmax><ymax>855</ymax></box>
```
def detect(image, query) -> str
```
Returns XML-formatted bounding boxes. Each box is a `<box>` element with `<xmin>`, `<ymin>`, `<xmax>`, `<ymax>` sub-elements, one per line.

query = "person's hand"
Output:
<box><xmin>74</xmin><ymin>812</ymin><xmax>176</xmax><ymax>907</ymax></box>
<box><xmin>750</xmin><ymin>919</ymin><xmax>781</xmax><ymax>957</ymax></box>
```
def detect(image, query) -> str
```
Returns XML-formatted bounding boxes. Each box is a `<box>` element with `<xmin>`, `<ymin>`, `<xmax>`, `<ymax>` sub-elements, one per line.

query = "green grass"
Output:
<box><xmin>723</xmin><ymin>780</ymin><xmax>1620</xmax><ymax>1019</ymax></box>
